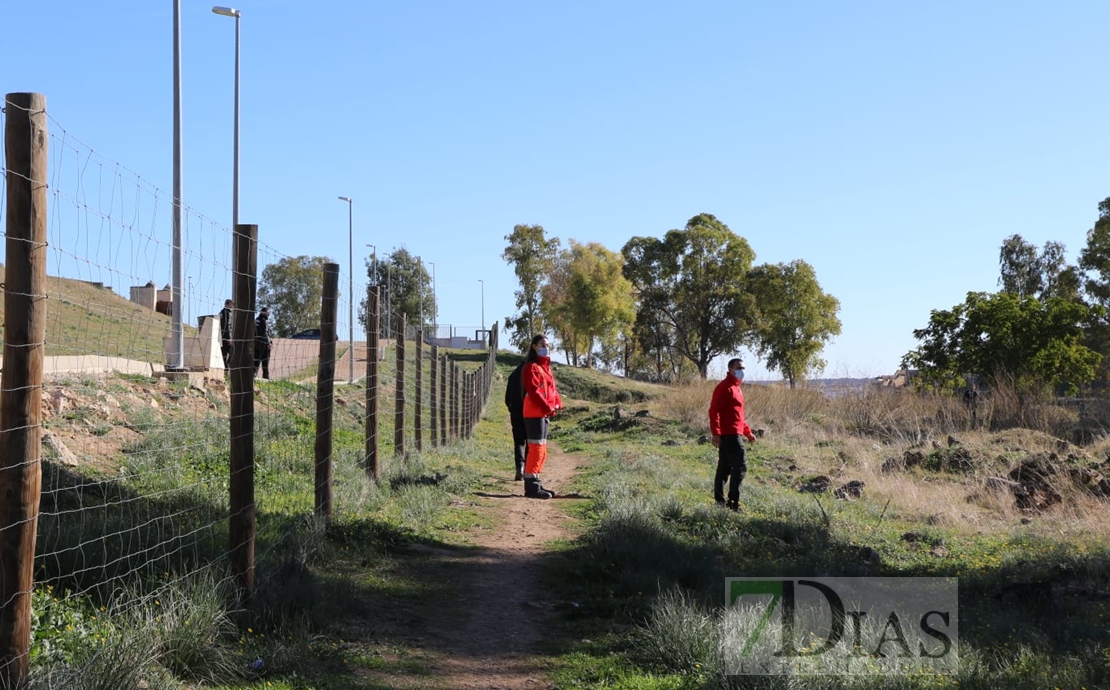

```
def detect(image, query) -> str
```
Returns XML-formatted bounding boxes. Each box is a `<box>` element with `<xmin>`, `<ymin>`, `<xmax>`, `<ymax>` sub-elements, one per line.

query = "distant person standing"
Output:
<box><xmin>522</xmin><ymin>335</ymin><xmax>562</xmax><ymax>499</ymax></box>
<box><xmin>254</xmin><ymin>307</ymin><xmax>272</xmax><ymax>379</ymax></box>
<box><xmin>218</xmin><ymin>299</ymin><xmax>233</xmax><ymax>368</ymax></box>
<box><xmin>505</xmin><ymin>360</ymin><xmax>527</xmax><ymax>481</ymax></box>
<box><xmin>708</xmin><ymin>358</ymin><xmax>756</xmax><ymax>511</ymax></box>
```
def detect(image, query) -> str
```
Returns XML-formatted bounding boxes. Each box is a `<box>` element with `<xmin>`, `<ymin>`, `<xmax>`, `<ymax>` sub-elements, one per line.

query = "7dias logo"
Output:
<box><xmin>723</xmin><ymin>577</ymin><xmax>958</xmax><ymax>676</ymax></box>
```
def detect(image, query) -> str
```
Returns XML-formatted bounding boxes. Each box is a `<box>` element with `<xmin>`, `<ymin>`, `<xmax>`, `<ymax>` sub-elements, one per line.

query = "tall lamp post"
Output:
<box><xmin>338</xmin><ymin>196</ymin><xmax>354</xmax><ymax>384</ymax></box>
<box><xmin>478</xmin><ymin>279</ymin><xmax>484</xmax><ymax>332</ymax></box>
<box><xmin>170</xmin><ymin>0</ymin><xmax>184</xmax><ymax>370</ymax></box>
<box><xmin>212</xmin><ymin>6</ymin><xmax>241</xmax><ymax>229</ymax></box>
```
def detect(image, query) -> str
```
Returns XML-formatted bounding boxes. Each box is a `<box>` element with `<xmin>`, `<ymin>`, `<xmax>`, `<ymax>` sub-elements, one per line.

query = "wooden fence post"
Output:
<box><xmin>0</xmin><ymin>92</ymin><xmax>48</xmax><ymax>685</ymax></box>
<box><xmin>450</xmin><ymin>361</ymin><xmax>459</xmax><ymax>440</ymax></box>
<box><xmin>365</xmin><ymin>286</ymin><xmax>380</xmax><ymax>480</ymax></box>
<box><xmin>465</xmin><ymin>372</ymin><xmax>473</xmax><ymax>438</ymax></box>
<box><xmin>414</xmin><ymin>327</ymin><xmax>423</xmax><ymax>452</ymax></box>
<box><xmin>429</xmin><ymin>345</ymin><xmax>439</xmax><ymax>448</ymax></box>
<box><xmin>314</xmin><ymin>263</ymin><xmax>339</xmax><ymax>518</ymax></box>
<box><xmin>229</xmin><ymin>223</ymin><xmax>258</xmax><ymax>608</ymax></box>
<box><xmin>394</xmin><ymin>315</ymin><xmax>407</xmax><ymax>458</ymax></box>
<box><xmin>439</xmin><ymin>353</ymin><xmax>448</xmax><ymax>443</ymax></box>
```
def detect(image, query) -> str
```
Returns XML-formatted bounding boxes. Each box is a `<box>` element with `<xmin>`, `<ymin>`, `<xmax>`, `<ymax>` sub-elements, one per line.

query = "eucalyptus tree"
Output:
<box><xmin>544</xmin><ymin>241</ymin><xmax>634</xmax><ymax>367</ymax></box>
<box><xmin>502</xmin><ymin>224</ymin><xmax>560</xmax><ymax>350</ymax></box>
<box><xmin>622</xmin><ymin>214</ymin><xmax>757</xmax><ymax>379</ymax></box>
<box><xmin>359</xmin><ymin>247</ymin><xmax>433</xmax><ymax>331</ymax></box>
<box><xmin>258</xmin><ymin>255</ymin><xmax>332</xmax><ymax>337</ymax></box>
<box><xmin>748</xmin><ymin>259</ymin><xmax>841</xmax><ymax>387</ymax></box>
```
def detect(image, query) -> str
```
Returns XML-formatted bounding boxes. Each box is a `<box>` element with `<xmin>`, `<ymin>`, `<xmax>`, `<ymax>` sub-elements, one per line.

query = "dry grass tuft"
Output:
<box><xmin>639</xmin><ymin>371</ymin><xmax>1110</xmax><ymax>541</ymax></box>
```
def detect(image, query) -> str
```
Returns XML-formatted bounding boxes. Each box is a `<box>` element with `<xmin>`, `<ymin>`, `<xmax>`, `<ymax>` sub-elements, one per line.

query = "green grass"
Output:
<box><xmin>0</xmin><ymin>267</ymin><xmax>195</xmax><ymax>359</ymax></box>
<box><xmin>536</xmin><ymin>375</ymin><xmax>1110</xmax><ymax>689</ymax></box>
<box><xmin>23</xmin><ymin>356</ymin><xmax>1110</xmax><ymax>688</ymax></box>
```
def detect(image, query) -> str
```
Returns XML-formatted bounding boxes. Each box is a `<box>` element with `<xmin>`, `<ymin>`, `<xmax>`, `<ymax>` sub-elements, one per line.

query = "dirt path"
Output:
<box><xmin>422</xmin><ymin>444</ymin><xmax>583</xmax><ymax>689</ymax></box>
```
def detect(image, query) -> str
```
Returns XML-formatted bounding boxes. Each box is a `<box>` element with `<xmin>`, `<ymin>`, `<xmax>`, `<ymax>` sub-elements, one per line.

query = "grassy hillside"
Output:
<box><xmin>0</xmin><ymin>265</ymin><xmax>187</xmax><ymax>359</ymax></box>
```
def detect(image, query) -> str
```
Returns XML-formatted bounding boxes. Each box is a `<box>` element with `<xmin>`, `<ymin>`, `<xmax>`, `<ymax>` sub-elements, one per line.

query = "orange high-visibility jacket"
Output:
<box><xmin>522</xmin><ymin>357</ymin><xmax>561</xmax><ymax>418</ymax></box>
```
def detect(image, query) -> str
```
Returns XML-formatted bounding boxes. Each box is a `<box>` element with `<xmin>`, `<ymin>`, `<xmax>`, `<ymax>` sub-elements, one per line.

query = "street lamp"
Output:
<box><xmin>338</xmin><ymin>196</ymin><xmax>354</xmax><ymax>384</ymax></box>
<box><xmin>478</xmin><ymin>279</ymin><xmax>484</xmax><ymax>331</ymax></box>
<box><xmin>170</xmin><ymin>0</ymin><xmax>184</xmax><ymax>370</ymax></box>
<box><xmin>211</xmin><ymin>6</ymin><xmax>241</xmax><ymax>229</ymax></box>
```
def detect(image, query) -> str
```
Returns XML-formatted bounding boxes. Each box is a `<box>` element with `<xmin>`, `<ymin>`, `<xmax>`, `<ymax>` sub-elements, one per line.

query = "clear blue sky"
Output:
<box><xmin>5</xmin><ymin>1</ymin><xmax>1110</xmax><ymax>380</ymax></box>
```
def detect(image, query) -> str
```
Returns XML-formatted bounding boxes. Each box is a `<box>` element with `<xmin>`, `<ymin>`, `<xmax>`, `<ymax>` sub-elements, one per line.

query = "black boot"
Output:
<box><xmin>524</xmin><ymin>478</ymin><xmax>553</xmax><ymax>499</ymax></box>
<box><xmin>727</xmin><ymin>501</ymin><xmax>739</xmax><ymax>512</ymax></box>
<box><xmin>514</xmin><ymin>462</ymin><xmax>524</xmax><ymax>481</ymax></box>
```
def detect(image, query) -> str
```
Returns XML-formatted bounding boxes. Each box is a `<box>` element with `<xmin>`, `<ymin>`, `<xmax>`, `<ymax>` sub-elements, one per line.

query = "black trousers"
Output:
<box><xmin>255</xmin><ymin>342</ymin><xmax>271</xmax><ymax>379</ymax></box>
<box><xmin>509</xmin><ymin>409</ymin><xmax>527</xmax><ymax>473</ymax></box>
<box><xmin>714</xmin><ymin>434</ymin><xmax>747</xmax><ymax>505</ymax></box>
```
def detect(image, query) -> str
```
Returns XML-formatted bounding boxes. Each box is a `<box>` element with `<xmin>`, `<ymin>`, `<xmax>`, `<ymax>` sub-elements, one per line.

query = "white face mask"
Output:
<box><xmin>732</xmin><ymin>369</ymin><xmax>745</xmax><ymax>381</ymax></box>
<box><xmin>537</xmin><ymin>347</ymin><xmax>549</xmax><ymax>357</ymax></box>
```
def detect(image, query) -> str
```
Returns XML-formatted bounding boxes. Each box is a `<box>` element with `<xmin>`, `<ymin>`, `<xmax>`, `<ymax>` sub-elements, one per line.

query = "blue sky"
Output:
<box><xmin>4</xmin><ymin>1</ymin><xmax>1110</xmax><ymax>380</ymax></box>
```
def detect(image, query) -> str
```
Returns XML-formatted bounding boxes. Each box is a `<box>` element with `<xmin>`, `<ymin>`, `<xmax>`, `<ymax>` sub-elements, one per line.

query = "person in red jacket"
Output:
<box><xmin>708</xmin><ymin>358</ymin><xmax>757</xmax><ymax>511</ymax></box>
<box><xmin>522</xmin><ymin>335</ymin><xmax>562</xmax><ymax>499</ymax></box>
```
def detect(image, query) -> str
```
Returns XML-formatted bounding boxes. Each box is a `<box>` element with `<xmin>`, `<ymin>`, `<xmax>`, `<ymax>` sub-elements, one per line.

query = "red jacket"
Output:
<box><xmin>522</xmin><ymin>357</ymin><xmax>562</xmax><ymax>418</ymax></box>
<box><xmin>708</xmin><ymin>373</ymin><xmax>755</xmax><ymax>441</ymax></box>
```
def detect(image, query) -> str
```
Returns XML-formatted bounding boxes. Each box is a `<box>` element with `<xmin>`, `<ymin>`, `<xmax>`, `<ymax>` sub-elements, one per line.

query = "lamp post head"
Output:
<box><xmin>212</xmin><ymin>6</ymin><xmax>241</xmax><ymax>17</ymax></box>
<box><xmin>338</xmin><ymin>196</ymin><xmax>352</xmax><ymax>203</ymax></box>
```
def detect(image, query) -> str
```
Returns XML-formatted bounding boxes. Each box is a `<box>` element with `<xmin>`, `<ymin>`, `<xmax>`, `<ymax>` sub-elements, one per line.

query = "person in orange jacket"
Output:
<box><xmin>521</xmin><ymin>335</ymin><xmax>562</xmax><ymax>499</ymax></box>
<box><xmin>708</xmin><ymin>358</ymin><xmax>757</xmax><ymax>511</ymax></box>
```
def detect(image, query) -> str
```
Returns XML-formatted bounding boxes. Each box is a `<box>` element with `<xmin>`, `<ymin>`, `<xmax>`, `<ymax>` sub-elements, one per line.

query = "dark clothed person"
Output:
<box><xmin>505</xmin><ymin>362</ymin><xmax>527</xmax><ymax>481</ymax></box>
<box><xmin>219</xmin><ymin>300</ymin><xmax>233</xmax><ymax>368</ymax></box>
<box><xmin>255</xmin><ymin>308</ymin><xmax>271</xmax><ymax>379</ymax></box>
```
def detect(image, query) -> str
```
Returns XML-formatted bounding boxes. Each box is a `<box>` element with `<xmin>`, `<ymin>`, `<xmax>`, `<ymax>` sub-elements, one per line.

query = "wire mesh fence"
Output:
<box><xmin>0</xmin><ymin>92</ymin><xmax>496</xmax><ymax>684</ymax></box>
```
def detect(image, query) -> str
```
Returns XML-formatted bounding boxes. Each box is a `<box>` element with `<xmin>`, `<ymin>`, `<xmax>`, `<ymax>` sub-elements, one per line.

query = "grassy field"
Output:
<box><xmin>20</xmin><ymin>353</ymin><xmax>1110</xmax><ymax>688</ymax></box>
<box><xmin>542</xmin><ymin>373</ymin><xmax>1110</xmax><ymax>689</ymax></box>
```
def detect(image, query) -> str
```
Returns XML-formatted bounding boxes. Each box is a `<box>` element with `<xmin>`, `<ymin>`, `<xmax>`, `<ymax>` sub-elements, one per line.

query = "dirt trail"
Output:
<box><xmin>424</xmin><ymin>445</ymin><xmax>583</xmax><ymax>689</ymax></box>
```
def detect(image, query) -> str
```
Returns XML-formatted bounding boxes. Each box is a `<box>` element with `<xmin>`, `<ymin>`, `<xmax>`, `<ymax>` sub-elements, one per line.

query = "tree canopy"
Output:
<box><xmin>502</xmin><ymin>224</ymin><xmax>560</xmax><ymax>351</ymax></box>
<box><xmin>543</xmin><ymin>241</ymin><xmax>635</xmax><ymax>367</ymax></box>
<box><xmin>902</xmin><ymin>291</ymin><xmax>1100</xmax><ymax>395</ymax></box>
<box><xmin>998</xmin><ymin>234</ymin><xmax>1071</xmax><ymax>300</ymax></box>
<box><xmin>258</xmin><ymin>255</ymin><xmax>332</xmax><ymax>338</ymax></box>
<box><xmin>360</xmin><ymin>247</ymin><xmax>434</xmax><ymax>332</ymax></box>
<box><xmin>622</xmin><ymin>214</ymin><xmax>757</xmax><ymax>379</ymax></box>
<box><xmin>748</xmin><ymin>259</ymin><xmax>842</xmax><ymax>387</ymax></box>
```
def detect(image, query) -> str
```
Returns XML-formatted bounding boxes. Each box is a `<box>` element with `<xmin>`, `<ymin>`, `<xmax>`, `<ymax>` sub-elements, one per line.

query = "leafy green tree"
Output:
<box><xmin>902</xmin><ymin>291</ymin><xmax>1100</xmax><ymax>395</ymax></box>
<box><xmin>596</xmin><ymin>327</ymin><xmax>636</xmax><ymax>376</ymax></box>
<box><xmin>502</xmin><ymin>224</ymin><xmax>560</xmax><ymax>350</ymax></box>
<box><xmin>1076</xmin><ymin>198</ymin><xmax>1110</xmax><ymax>387</ymax></box>
<box><xmin>542</xmin><ymin>248</ymin><xmax>586</xmax><ymax>365</ymax></box>
<box><xmin>1080</xmin><ymin>199</ymin><xmax>1110</xmax><ymax>308</ymax></box>
<box><xmin>544</xmin><ymin>241</ymin><xmax>635</xmax><ymax>368</ymax></box>
<box><xmin>257</xmin><ymin>255</ymin><xmax>332</xmax><ymax>337</ymax></box>
<box><xmin>748</xmin><ymin>260</ymin><xmax>841</xmax><ymax>387</ymax></box>
<box><xmin>624</xmin><ymin>310</ymin><xmax>699</xmax><ymax>382</ymax></box>
<box><xmin>998</xmin><ymin>234</ymin><xmax>1069</xmax><ymax>300</ymax></box>
<box><xmin>622</xmin><ymin>214</ymin><xmax>757</xmax><ymax>379</ymax></box>
<box><xmin>359</xmin><ymin>247</ymin><xmax>434</xmax><ymax>332</ymax></box>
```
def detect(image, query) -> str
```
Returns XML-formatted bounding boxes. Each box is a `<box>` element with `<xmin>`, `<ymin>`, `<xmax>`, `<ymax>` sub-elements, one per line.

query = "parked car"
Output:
<box><xmin>290</xmin><ymin>328</ymin><xmax>321</xmax><ymax>340</ymax></box>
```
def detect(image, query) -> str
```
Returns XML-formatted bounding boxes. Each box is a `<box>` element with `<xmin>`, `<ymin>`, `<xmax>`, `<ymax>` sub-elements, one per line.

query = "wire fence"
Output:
<box><xmin>0</xmin><ymin>91</ymin><xmax>497</xmax><ymax>684</ymax></box>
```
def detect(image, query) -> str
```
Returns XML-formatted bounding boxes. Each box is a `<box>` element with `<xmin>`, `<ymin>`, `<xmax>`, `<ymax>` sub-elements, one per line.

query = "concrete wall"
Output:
<box><xmin>162</xmin><ymin>315</ymin><xmax>224</xmax><ymax>370</ymax></box>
